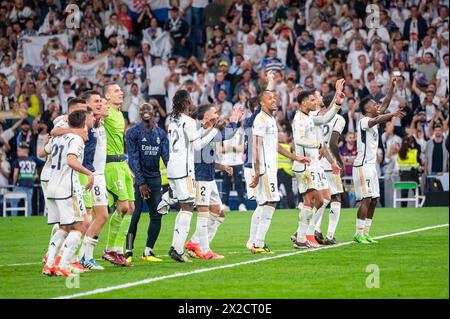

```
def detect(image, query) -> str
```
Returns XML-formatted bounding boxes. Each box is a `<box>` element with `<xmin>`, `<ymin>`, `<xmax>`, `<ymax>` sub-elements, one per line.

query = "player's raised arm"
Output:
<box><xmin>51</xmin><ymin>98</ymin><xmax>90</xmax><ymax>137</ymax></box>
<box><xmin>190</xmin><ymin>121</ymin><xmax>220</xmax><ymax>151</ymax></box>
<box><xmin>216</xmin><ymin>105</ymin><xmax>244</xmax><ymax>142</ymax></box>
<box><xmin>367</xmin><ymin>110</ymin><xmax>405</xmax><ymax>128</ymax></box>
<box><xmin>377</xmin><ymin>77</ymin><xmax>397</xmax><ymax>115</ymax></box>
<box><xmin>313</xmin><ymin>79</ymin><xmax>345</xmax><ymax>125</ymax></box>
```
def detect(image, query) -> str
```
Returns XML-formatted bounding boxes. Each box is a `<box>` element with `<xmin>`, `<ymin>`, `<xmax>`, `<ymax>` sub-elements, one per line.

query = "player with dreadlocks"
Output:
<box><xmin>162</xmin><ymin>90</ymin><xmax>224</xmax><ymax>262</ymax></box>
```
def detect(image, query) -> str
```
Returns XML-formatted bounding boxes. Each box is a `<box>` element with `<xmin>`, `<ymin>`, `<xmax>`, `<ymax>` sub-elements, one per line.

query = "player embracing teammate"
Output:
<box><xmin>290</xmin><ymin>81</ymin><xmax>344</xmax><ymax>249</ymax></box>
<box><xmin>39</xmin><ymin>74</ymin><xmax>404</xmax><ymax>275</ymax></box>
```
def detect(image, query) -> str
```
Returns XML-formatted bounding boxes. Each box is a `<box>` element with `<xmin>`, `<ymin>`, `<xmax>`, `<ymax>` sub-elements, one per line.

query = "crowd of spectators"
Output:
<box><xmin>1</xmin><ymin>0</ymin><xmax>449</xmax><ymax>214</ymax></box>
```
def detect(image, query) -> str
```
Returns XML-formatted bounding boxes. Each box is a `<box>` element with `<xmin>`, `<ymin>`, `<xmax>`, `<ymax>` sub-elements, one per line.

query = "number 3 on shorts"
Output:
<box><xmin>270</xmin><ymin>183</ymin><xmax>275</xmax><ymax>193</ymax></box>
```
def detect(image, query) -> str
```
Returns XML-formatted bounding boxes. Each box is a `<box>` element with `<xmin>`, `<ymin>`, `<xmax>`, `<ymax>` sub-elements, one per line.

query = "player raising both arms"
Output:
<box><xmin>353</xmin><ymin>78</ymin><xmax>404</xmax><ymax>244</ymax></box>
<box><xmin>102</xmin><ymin>83</ymin><xmax>135</xmax><ymax>267</ymax></box>
<box><xmin>166</xmin><ymin>90</ymin><xmax>222</xmax><ymax>262</ymax></box>
<box><xmin>291</xmin><ymin>80</ymin><xmax>344</xmax><ymax>249</ymax></box>
<box><xmin>42</xmin><ymin>110</ymin><xmax>94</xmax><ymax>276</ymax></box>
<box><xmin>185</xmin><ymin>103</ymin><xmax>243</xmax><ymax>260</ymax></box>
<box><xmin>249</xmin><ymin>72</ymin><xmax>311</xmax><ymax>254</ymax></box>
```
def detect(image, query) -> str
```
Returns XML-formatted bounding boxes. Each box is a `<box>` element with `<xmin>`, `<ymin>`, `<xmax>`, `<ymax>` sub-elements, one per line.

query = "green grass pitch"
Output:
<box><xmin>0</xmin><ymin>207</ymin><xmax>448</xmax><ymax>299</ymax></box>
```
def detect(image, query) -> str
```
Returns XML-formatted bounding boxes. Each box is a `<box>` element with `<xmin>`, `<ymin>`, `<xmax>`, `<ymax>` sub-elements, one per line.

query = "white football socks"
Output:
<box><xmin>356</xmin><ymin>218</ymin><xmax>366</xmax><ymax>235</ymax></box>
<box><xmin>50</xmin><ymin>224</ymin><xmax>59</xmax><ymax>237</ymax></box>
<box><xmin>365</xmin><ymin>218</ymin><xmax>373</xmax><ymax>234</ymax></box>
<box><xmin>208</xmin><ymin>213</ymin><xmax>224</xmax><ymax>243</ymax></box>
<box><xmin>46</xmin><ymin>229</ymin><xmax>67</xmax><ymax>267</ymax></box>
<box><xmin>144</xmin><ymin>247</ymin><xmax>153</xmax><ymax>256</ymax></box>
<box><xmin>195</xmin><ymin>212</ymin><xmax>210</xmax><ymax>254</ymax></box>
<box><xmin>306</xmin><ymin>207</ymin><xmax>318</xmax><ymax>236</ymax></box>
<box><xmin>313</xmin><ymin>200</ymin><xmax>330</xmax><ymax>234</ymax></box>
<box><xmin>255</xmin><ymin>205</ymin><xmax>275</xmax><ymax>248</ymax></box>
<box><xmin>172</xmin><ymin>211</ymin><xmax>192</xmax><ymax>255</ymax></box>
<box><xmin>296</xmin><ymin>205</ymin><xmax>313</xmax><ymax>242</ymax></box>
<box><xmin>327</xmin><ymin>201</ymin><xmax>341</xmax><ymax>239</ymax></box>
<box><xmin>247</xmin><ymin>206</ymin><xmax>262</xmax><ymax>248</ymax></box>
<box><xmin>59</xmin><ymin>231</ymin><xmax>82</xmax><ymax>269</ymax></box>
<box><xmin>80</xmin><ymin>236</ymin><xmax>98</xmax><ymax>261</ymax></box>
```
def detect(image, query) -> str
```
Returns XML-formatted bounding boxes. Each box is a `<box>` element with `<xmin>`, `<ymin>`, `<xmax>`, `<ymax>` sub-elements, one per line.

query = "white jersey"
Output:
<box><xmin>40</xmin><ymin>137</ymin><xmax>54</xmax><ymax>182</ymax></box>
<box><xmin>44</xmin><ymin>133</ymin><xmax>85</xmax><ymax>200</ymax></box>
<box><xmin>320</xmin><ymin>114</ymin><xmax>345</xmax><ymax>171</ymax></box>
<box><xmin>41</xmin><ymin>117</ymin><xmax>71</xmax><ymax>182</ymax></box>
<box><xmin>166</xmin><ymin>113</ymin><xmax>218</xmax><ymax>179</ymax></box>
<box><xmin>92</xmin><ymin>123</ymin><xmax>107</xmax><ymax>174</ymax></box>
<box><xmin>354</xmin><ymin>116</ymin><xmax>379</xmax><ymax>166</ymax></box>
<box><xmin>53</xmin><ymin>115</ymin><xmax>68</xmax><ymax>128</ymax></box>
<box><xmin>252</xmin><ymin>111</ymin><xmax>278</xmax><ymax>174</ymax></box>
<box><xmin>292</xmin><ymin>111</ymin><xmax>321</xmax><ymax>172</ymax></box>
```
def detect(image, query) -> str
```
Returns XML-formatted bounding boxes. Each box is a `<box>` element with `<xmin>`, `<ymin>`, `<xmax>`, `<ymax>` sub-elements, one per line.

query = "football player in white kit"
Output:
<box><xmin>242</xmin><ymin>97</ymin><xmax>262</xmax><ymax>250</ymax></box>
<box><xmin>166</xmin><ymin>89</ymin><xmax>223</xmax><ymax>262</ymax></box>
<box><xmin>248</xmin><ymin>72</ymin><xmax>311</xmax><ymax>254</ymax></box>
<box><xmin>311</xmin><ymin>93</ymin><xmax>347</xmax><ymax>245</ymax></box>
<box><xmin>42</xmin><ymin>110</ymin><xmax>94</xmax><ymax>276</ymax></box>
<box><xmin>78</xmin><ymin>92</ymin><xmax>109</xmax><ymax>270</ymax></box>
<box><xmin>291</xmin><ymin>82</ymin><xmax>344</xmax><ymax>249</ymax></box>
<box><xmin>185</xmin><ymin>103</ymin><xmax>243</xmax><ymax>260</ymax></box>
<box><xmin>353</xmin><ymin>79</ymin><xmax>404</xmax><ymax>244</ymax></box>
<box><xmin>41</xmin><ymin>98</ymin><xmax>89</xmax><ymax>270</ymax></box>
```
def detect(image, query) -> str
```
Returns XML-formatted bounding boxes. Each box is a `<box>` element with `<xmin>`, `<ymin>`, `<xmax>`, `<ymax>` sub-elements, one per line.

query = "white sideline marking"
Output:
<box><xmin>54</xmin><ymin>223</ymin><xmax>448</xmax><ymax>299</ymax></box>
<box><xmin>0</xmin><ymin>262</ymin><xmax>39</xmax><ymax>267</ymax></box>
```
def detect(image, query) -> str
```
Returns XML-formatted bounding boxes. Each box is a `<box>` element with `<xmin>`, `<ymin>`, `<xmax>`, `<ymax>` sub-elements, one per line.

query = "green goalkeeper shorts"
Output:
<box><xmin>79</xmin><ymin>173</ymin><xmax>93</xmax><ymax>209</ymax></box>
<box><xmin>104</xmin><ymin>161</ymin><xmax>135</xmax><ymax>207</ymax></box>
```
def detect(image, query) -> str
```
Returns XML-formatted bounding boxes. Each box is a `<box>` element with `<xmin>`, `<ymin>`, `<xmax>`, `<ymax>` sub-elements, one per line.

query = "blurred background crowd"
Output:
<box><xmin>0</xmin><ymin>0</ymin><xmax>449</xmax><ymax>215</ymax></box>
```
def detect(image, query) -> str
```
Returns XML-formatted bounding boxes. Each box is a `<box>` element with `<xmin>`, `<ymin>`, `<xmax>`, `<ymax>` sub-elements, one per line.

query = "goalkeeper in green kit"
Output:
<box><xmin>101</xmin><ymin>83</ymin><xmax>135</xmax><ymax>267</ymax></box>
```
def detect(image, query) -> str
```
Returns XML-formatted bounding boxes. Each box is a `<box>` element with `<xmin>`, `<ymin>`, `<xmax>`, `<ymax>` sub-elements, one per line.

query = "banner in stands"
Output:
<box><xmin>68</xmin><ymin>53</ymin><xmax>109</xmax><ymax>83</ymax></box>
<box><xmin>22</xmin><ymin>34</ymin><xmax>69</xmax><ymax>67</ymax></box>
<box><xmin>142</xmin><ymin>30</ymin><xmax>172</xmax><ymax>61</ymax></box>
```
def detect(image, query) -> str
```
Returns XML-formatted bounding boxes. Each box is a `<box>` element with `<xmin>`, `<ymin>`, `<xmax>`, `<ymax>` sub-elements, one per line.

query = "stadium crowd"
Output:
<box><xmin>1</xmin><ymin>0</ymin><xmax>449</xmax><ymax>215</ymax></box>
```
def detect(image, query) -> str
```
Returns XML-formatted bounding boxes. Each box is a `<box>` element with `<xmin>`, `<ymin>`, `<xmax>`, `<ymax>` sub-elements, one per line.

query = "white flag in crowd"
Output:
<box><xmin>68</xmin><ymin>53</ymin><xmax>109</xmax><ymax>84</ymax></box>
<box><xmin>22</xmin><ymin>34</ymin><xmax>69</xmax><ymax>67</ymax></box>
